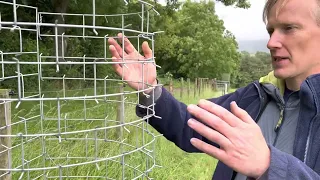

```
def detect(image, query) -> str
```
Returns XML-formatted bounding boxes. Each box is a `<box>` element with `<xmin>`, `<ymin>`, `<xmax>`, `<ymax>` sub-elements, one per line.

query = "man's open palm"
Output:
<box><xmin>108</xmin><ymin>33</ymin><xmax>157</xmax><ymax>93</ymax></box>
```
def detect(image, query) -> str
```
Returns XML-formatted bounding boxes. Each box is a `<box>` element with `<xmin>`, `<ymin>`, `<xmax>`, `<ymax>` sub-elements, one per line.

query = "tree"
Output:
<box><xmin>216</xmin><ymin>0</ymin><xmax>250</xmax><ymax>8</ymax></box>
<box><xmin>162</xmin><ymin>0</ymin><xmax>251</xmax><ymax>8</ymax></box>
<box><xmin>232</xmin><ymin>51</ymin><xmax>272</xmax><ymax>88</ymax></box>
<box><xmin>154</xmin><ymin>0</ymin><xmax>240</xmax><ymax>79</ymax></box>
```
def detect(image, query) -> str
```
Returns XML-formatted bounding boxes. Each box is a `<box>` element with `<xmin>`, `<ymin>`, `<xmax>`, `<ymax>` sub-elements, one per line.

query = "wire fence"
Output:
<box><xmin>0</xmin><ymin>0</ymin><xmax>162</xmax><ymax>179</ymax></box>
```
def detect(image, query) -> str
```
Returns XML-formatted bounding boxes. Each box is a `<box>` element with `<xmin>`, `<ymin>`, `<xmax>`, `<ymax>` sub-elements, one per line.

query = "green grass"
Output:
<box><xmin>6</xmin><ymin>84</ymin><xmax>228</xmax><ymax>180</ymax></box>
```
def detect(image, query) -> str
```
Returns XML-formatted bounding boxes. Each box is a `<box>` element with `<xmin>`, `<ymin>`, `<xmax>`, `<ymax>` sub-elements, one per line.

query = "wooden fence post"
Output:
<box><xmin>187</xmin><ymin>78</ymin><xmax>190</xmax><ymax>99</ymax></box>
<box><xmin>224</xmin><ymin>83</ymin><xmax>228</xmax><ymax>95</ymax></box>
<box><xmin>169</xmin><ymin>79</ymin><xmax>173</xmax><ymax>94</ymax></box>
<box><xmin>194</xmin><ymin>78</ymin><xmax>197</xmax><ymax>98</ymax></box>
<box><xmin>0</xmin><ymin>89</ymin><xmax>12</xmax><ymax>180</ymax></box>
<box><xmin>180</xmin><ymin>77</ymin><xmax>183</xmax><ymax>99</ymax></box>
<box><xmin>197</xmin><ymin>78</ymin><xmax>199</xmax><ymax>96</ymax></box>
<box><xmin>204</xmin><ymin>79</ymin><xmax>207</xmax><ymax>92</ymax></box>
<box><xmin>199</xmin><ymin>78</ymin><xmax>202</xmax><ymax>96</ymax></box>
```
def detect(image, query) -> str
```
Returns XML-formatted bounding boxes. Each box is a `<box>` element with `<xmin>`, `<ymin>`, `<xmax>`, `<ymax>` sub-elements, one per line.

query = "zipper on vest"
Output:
<box><xmin>274</xmin><ymin>105</ymin><xmax>284</xmax><ymax>132</ymax></box>
<box><xmin>273</xmin><ymin>85</ymin><xmax>286</xmax><ymax>146</ymax></box>
<box><xmin>273</xmin><ymin>105</ymin><xmax>285</xmax><ymax>147</ymax></box>
<box><xmin>303</xmin><ymin>79</ymin><xmax>317</xmax><ymax>164</ymax></box>
<box><xmin>303</xmin><ymin>120</ymin><xmax>313</xmax><ymax>163</ymax></box>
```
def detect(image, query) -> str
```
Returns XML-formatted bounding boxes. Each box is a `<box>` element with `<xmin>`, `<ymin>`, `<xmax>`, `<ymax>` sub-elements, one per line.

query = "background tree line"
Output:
<box><xmin>0</xmin><ymin>0</ymin><xmax>271</xmax><ymax>91</ymax></box>
<box><xmin>232</xmin><ymin>51</ymin><xmax>272</xmax><ymax>87</ymax></box>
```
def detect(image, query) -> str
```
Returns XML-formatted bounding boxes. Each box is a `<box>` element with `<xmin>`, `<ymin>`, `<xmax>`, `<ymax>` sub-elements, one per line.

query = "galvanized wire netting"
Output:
<box><xmin>0</xmin><ymin>0</ymin><xmax>161</xmax><ymax>179</ymax></box>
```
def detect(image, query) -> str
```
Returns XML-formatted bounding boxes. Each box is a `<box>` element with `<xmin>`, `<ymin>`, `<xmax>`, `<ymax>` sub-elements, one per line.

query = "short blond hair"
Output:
<box><xmin>262</xmin><ymin>0</ymin><xmax>320</xmax><ymax>25</ymax></box>
<box><xmin>262</xmin><ymin>0</ymin><xmax>289</xmax><ymax>24</ymax></box>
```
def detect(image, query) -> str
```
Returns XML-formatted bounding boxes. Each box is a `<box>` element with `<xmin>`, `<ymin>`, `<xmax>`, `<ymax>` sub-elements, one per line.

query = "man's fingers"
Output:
<box><xmin>197</xmin><ymin>99</ymin><xmax>242</xmax><ymax>127</ymax></box>
<box><xmin>117</xmin><ymin>33</ymin><xmax>137</xmax><ymax>55</ymax></box>
<box><xmin>187</xmin><ymin>119</ymin><xmax>231</xmax><ymax>148</ymax></box>
<box><xmin>142</xmin><ymin>41</ymin><xmax>152</xmax><ymax>59</ymax></box>
<box><xmin>111</xmin><ymin>56</ymin><xmax>123</xmax><ymax>76</ymax></box>
<box><xmin>109</xmin><ymin>45</ymin><xmax>124</xmax><ymax>76</ymax></box>
<box><xmin>108</xmin><ymin>38</ymin><xmax>126</xmax><ymax>57</ymax></box>
<box><xmin>109</xmin><ymin>33</ymin><xmax>153</xmax><ymax>62</ymax></box>
<box><xmin>190</xmin><ymin>138</ymin><xmax>227</xmax><ymax>161</ymax></box>
<box><xmin>109</xmin><ymin>45</ymin><xmax>121</xmax><ymax>59</ymax></box>
<box><xmin>187</xmin><ymin>104</ymin><xmax>234</xmax><ymax>138</ymax></box>
<box><xmin>230</xmin><ymin>101</ymin><xmax>254</xmax><ymax>124</ymax></box>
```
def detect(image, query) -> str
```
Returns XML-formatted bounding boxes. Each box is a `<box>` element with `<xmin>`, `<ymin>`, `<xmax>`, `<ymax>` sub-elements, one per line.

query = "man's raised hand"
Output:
<box><xmin>108</xmin><ymin>33</ymin><xmax>157</xmax><ymax>93</ymax></box>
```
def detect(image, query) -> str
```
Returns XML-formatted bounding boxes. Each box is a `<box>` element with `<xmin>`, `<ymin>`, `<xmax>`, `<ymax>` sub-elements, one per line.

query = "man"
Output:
<box><xmin>108</xmin><ymin>0</ymin><xmax>320</xmax><ymax>179</ymax></box>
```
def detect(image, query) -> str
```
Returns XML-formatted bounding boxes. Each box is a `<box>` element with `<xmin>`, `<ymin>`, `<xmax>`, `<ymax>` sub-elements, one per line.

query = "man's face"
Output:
<box><xmin>266</xmin><ymin>0</ymin><xmax>320</xmax><ymax>81</ymax></box>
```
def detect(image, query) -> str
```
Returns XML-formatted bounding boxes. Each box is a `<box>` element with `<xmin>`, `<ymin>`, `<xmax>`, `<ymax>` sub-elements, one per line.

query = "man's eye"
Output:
<box><xmin>284</xmin><ymin>26</ymin><xmax>294</xmax><ymax>31</ymax></box>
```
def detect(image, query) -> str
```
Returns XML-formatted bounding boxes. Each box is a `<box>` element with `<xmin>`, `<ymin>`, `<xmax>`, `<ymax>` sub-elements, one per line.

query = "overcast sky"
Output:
<box><xmin>215</xmin><ymin>0</ymin><xmax>269</xmax><ymax>40</ymax></box>
<box><xmin>158</xmin><ymin>0</ymin><xmax>270</xmax><ymax>41</ymax></box>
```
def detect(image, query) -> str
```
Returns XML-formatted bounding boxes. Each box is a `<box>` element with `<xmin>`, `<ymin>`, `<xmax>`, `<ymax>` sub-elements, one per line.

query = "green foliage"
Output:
<box><xmin>154</xmin><ymin>1</ymin><xmax>241</xmax><ymax>80</ymax></box>
<box><xmin>0</xmin><ymin>0</ymin><xmax>252</xmax><ymax>90</ymax></box>
<box><xmin>217</xmin><ymin>0</ymin><xmax>251</xmax><ymax>8</ymax></box>
<box><xmin>231</xmin><ymin>51</ymin><xmax>272</xmax><ymax>88</ymax></box>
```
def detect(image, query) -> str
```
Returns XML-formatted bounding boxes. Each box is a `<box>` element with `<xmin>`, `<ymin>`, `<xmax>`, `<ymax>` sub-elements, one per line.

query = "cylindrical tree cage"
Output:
<box><xmin>0</xmin><ymin>0</ymin><xmax>161</xmax><ymax>179</ymax></box>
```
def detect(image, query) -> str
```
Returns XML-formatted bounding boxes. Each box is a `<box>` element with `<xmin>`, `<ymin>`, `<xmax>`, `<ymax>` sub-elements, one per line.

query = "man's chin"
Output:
<box><xmin>273</xmin><ymin>70</ymin><xmax>288</xmax><ymax>80</ymax></box>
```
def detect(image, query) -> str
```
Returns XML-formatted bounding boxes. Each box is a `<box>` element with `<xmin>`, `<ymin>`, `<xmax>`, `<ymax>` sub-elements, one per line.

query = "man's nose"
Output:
<box><xmin>267</xmin><ymin>32</ymin><xmax>282</xmax><ymax>50</ymax></box>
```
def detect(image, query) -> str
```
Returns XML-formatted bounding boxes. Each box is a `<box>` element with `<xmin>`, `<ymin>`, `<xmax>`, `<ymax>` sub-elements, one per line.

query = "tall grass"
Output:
<box><xmin>7</xmin><ymin>82</ymin><xmax>228</xmax><ymax>179</ymax></box>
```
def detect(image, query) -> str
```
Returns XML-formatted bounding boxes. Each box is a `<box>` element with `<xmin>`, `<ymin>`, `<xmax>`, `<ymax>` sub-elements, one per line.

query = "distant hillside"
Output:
<box><xmin>237</xmin><ymin>39</ymin><xmax>269</xmax><ymax>53</ymax></box>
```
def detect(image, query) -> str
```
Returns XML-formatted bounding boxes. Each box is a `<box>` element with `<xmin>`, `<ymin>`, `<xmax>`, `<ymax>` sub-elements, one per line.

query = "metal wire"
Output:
<box><xmin>0</xmin><ymin>0</ymin><xmax>162</xmax><ymax>179</ymax></box>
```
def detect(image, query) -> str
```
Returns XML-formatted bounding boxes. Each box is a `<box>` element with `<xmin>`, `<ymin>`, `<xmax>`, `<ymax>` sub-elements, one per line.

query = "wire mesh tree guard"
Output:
<box><xmin>0</xmin><ymin>0</ymin><xmax>162</xmax><ymax>179</ymax></box>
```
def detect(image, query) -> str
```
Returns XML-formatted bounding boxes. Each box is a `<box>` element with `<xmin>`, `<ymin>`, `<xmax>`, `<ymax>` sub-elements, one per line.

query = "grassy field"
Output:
<box><xmin>6</xmin><ymin>81</ymin><xmax>228</xmax><ymax>180</ymax></box>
